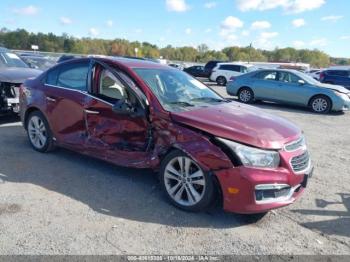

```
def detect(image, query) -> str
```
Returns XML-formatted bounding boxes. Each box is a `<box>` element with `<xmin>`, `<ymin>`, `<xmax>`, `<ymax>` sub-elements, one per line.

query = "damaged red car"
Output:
<box><xmin>20</xmin><ymin>57</ymin><xmax>313</xmax><ymax>214</ymax></box>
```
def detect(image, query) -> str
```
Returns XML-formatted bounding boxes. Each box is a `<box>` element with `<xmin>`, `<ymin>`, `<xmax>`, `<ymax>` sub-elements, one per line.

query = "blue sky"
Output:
<box><xmin>0</xmin><ymin>0</ymin><xmax>349</xmax><ymax>57</ymax></box>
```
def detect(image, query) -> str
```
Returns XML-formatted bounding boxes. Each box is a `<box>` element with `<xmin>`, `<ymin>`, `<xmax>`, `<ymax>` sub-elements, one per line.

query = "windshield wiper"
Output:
<box><xmin>168</xmin><ymin>101</ymin><xmax>195</xmax><ymax>107</ymax></box>
<box><xmin>190</xmin><ymin>97</ymin><xmax>228</xmax><ymax>103</ymax></box>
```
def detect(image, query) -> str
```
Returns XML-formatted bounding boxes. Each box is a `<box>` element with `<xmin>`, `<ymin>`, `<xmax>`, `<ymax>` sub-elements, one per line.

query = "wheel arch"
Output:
<box><xmin>23</xmin><ymin>106</ymin><xmax>42</xmax><ymax>130</ymax></box>
<box><xmin>308</xmin><ymin>94</ymin><xmax>333</xmax><ymax>109</ymax></box>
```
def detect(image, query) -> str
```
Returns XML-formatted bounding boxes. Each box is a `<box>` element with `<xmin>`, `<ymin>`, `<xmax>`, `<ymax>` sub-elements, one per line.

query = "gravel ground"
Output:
<box><xmin>0</xmin><ymin>84</ymin><xmax>349</xmax><ymax>255</ymax></box>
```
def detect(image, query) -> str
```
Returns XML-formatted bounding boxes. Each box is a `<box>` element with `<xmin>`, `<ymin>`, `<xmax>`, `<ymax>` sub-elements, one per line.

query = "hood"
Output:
<box><xmin>0</xmin><ymin>67</ymin><xmax>42</xmax><ymax>84</ymax></box>
<box><xmin>171</xmin><ymin>102</ymin><xmax>301</xmax><ymax>149</ymax></box>
<box><xmin>316</xmin><ymin>82</ymin><xmax>349</xmax><ymax>93</ymax></box>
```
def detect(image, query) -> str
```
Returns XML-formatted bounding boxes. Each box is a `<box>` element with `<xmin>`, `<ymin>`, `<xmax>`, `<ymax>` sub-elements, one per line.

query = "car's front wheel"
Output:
<box><xmin>238</xmin><ymin>87</ymin><xmax>254</xmax><ymax>103</ymax></box>
<box><xmin>310</xmin><ymin>95</ymin><xmax>331</xmax><ymax>114</ymax></box>
<box><xmin>26</xmin><ymin>111</ymin><xmax>55</xmax><ymax>152</ymax></box>
<box><xmin>160</xmin><ymin>150</ymin><xmax>215</xmax><ymax>212</ymax></box>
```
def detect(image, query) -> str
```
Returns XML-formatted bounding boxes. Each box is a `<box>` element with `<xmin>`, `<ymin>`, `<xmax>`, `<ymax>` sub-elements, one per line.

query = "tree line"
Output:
<box><xmin>1</xmin><ymin>28</ymin><xmax>349</xmax><ymax>68</ymax></box>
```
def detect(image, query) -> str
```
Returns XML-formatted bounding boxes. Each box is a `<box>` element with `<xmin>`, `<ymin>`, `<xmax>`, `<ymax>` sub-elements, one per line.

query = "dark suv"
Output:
<box><xmin>320</xmin><ymin>69</ymin><xmax>350</xmax><ymax>89</ymax></box>
<box><xmin>204</xmin><ymin>60</ymin><xmax>224</xmax><ymax>78</ymax></box>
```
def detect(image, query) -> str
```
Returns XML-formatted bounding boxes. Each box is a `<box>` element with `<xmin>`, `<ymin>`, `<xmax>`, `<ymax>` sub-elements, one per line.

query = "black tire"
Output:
<box><xmin>159</xmin><ymin>150</ymin><xmax>215</xmax><ymax>212</ymax></box>
<box><xmin>237</xmin><ymin>87</ymin><xmax>255</xmax><ymax>104</ymax></box>
<box><xmin>26</xmin><ymin>111</ymin><xmax>55</xmax><ymax>152</ymax></box>
<box><xmin>216</xmin><ymin>76</ymin><xmax>227</xmax><ymax>86</ymax></box>
<box><xmin>309</xmin><ymin>95</ymin><xmax>331</xmax><ymax>114</ymax></box>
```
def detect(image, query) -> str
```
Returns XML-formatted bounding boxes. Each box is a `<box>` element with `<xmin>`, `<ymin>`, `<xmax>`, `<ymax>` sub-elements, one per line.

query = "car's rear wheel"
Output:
<box><xmin>216</xmin><ymin>76</ymin><xmax>227</xmax><ymax>86</ymax></box>
<box><xmin>310</xmin><ymin>95</ymin><xmax>331</xmax><ymax>114</ymax></box>
<box><xmin>26</xmin><ymin>111</ymin><xmax>55</xmax><ymax>152</ymax></box>
<box><xmin>160</xmin><ymin>150</ymin><xmax>215</xmax><ymax>212</ymax></box>
<box><xmin>238</xmin><ymin>87</ymin><xmax>254</xmax><ymax>104</ymax></box>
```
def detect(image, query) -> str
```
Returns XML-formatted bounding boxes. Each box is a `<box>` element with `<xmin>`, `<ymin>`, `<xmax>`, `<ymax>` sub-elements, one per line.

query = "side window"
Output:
<box><xmin>255</xmin><ymin>71</ymin><xmax>277</xmax><ymax>80</ymax></box>
<box><xmin>99</xmin><ymin>69</ymin><xmax>128</xmax><ymax>101</ymax></box>
<box><xmin>57</xmin><ymin>63</ymin><xmax>89</xmax><ymax>91</ymax></box>
<box><xmin>278</xmin><ymin>72</ymin><xmax>300</xmax><ymax>83</ymax></box>
<box><xmin>240</xmin><ymin>66</ymin><xmax>248</xmax><ymax>73</ymax></box>
<box><xmin>45</xmin><ymin>68</ymin><xmax>59</xmax><ymax>85</ymax></box>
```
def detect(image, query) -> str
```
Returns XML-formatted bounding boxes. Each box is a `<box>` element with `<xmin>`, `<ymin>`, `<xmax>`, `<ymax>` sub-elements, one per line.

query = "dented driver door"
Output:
<box><xmin>83</xmin><ymin>63</ymin><xmax>154</xmax><ymax>168</ymax></box>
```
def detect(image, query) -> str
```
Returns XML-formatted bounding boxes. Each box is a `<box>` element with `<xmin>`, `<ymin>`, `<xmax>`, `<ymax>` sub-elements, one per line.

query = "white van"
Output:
<box><xmin>210</xmin><ymin>63</ymin><xmax>256</xmax><ymax>86</ymax></box>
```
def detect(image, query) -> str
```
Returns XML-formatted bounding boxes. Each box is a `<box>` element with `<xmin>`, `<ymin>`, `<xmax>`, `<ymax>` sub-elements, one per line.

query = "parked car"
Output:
<box><xmin>210</xmin><ymin>63</ymin><xmax>256</xmax><ymax>86</ymax></box>
<box><xmin>183</xmin><ymin>65</ymin><xmax>207</xmax><ymax>77</ymax></box>
<box><xmin>20</xmin><ymin>57</ymin><xmax>313</xmax><ymax>214</ymax></box>
<box><xmin>320</xmin><ymin>69</ymin><xmax>350</xmax><ymax>89</ymax></box>
<box><xmin>20</xmin><ymin>55</ymin><xmax>57</xmax><ymax>70</ymax></box>
<box><xmin>0</xmin><ymin>47</ymin><xmax>42</xmax><ymax>114</ymax></box>
<box><xmin>306</xmin><ymin>69</ymin><xmax>321</xmax><ymax>80</ymax></box>
<box><xmin>203</xmin><ymin>60</ymin><xmax>224</xmax><ymax>78</ymax></box>
<box><xmin>168</xmin><ymin>63</ymin><xmax>183</xmax><ymax>70</ymax></box>
<box><xmin>227</xmin><ymin>69</ymin><xmax>350</xmax><ymax>113</ymax></box>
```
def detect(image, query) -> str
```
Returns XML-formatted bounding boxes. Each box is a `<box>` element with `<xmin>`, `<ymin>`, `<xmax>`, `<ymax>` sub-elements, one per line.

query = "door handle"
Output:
<box><xmin>84</xmin><ymin>109</ymin><xmax>100</xmax><ymax>115</ymax></box>
<box><xmin>46</xmin><ymin>96</ymin><xmax>56</xmax><ymax>102</ymax></box>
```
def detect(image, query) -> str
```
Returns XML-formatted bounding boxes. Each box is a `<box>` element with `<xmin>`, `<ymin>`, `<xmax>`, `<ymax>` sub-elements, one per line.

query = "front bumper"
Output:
<box><xmin>215</xmin><ymin>164</ymin><xmax>313</xmax><ymax>214</ymax></box>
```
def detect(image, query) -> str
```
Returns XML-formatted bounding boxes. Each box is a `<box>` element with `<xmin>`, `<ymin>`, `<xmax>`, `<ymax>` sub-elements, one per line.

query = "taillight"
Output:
<box><xmin>229</xmin><ymin>76</ymin><xmax>235</xmax><ymax>82</ymax></box>
<box><xmin>319</xmin><ymin>72</ymin><xmax>325</xmax><ymax>81</ymax></box>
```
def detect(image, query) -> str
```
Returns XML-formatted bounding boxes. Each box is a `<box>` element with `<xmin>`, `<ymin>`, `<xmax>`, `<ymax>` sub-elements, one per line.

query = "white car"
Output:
<box><xmin>307</xmin><ymin>69</ymin><xmax>321</xmax><ymax>80</ymax></box>
<box><xmin>209</xmin><ymin>63</ymin><xmax>256</xmax><ymax>86</ymax></box>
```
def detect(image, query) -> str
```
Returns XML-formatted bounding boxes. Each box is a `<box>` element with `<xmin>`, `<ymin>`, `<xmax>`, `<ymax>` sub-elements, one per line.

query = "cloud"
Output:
<box><xmin>166</xmin><ymin>0</ymin><xmax>189</xmax><ymax>12</ymax></box>
<box><xmin>241</xmin><ymin>30</ymin><xmax>250</xmax><ymax>36</ymax></box>
<box><xmin>13</xmin><ymin>5</ymin><xmax>39</xmax><ymax>15</ymax></box>
<box><xmin>340</xmin><ymin>36</ymin><xmax>350</xmax><ymax>40</ymax></box>
<box><xmin>220</xmin><ymin>16</ymin><xmax>243</xmax><ymax>42</ymax></box>
<box><xmin>204</xmin><ymin>2</ymin><xmax>217</xmax><ymax>8</ymax></box>
<box><xmin>309</xmin><ymin>38</ymin><xmax>327</xmax><ymax>47</ymax></box>
<box><xmin>60</xmin><ymin>17</ymin><xmax>72</xmax><ymax>25</ymax></box>
<box><xmin>236</xmin><ymin>0</ymin><xmax>325</xmax><ymax>14</ymax></box>
<box><xmin>205</xmin><ymin>28</ymin><xmax>212</xmax><ymax>33</ymax></box>
<box><xmin>321</xmin><ymin>15</ymin><xmax>343</xmax><ymax>22</ymax></box>
<box><xmin>292</xmin><ymin>18</ymin><xmax>306</xmax><ymax>27</ymax></box>
<box><xmin>106</xmin><ymin>20</ymin><xmax>114</xmax><ymax>27</ymax></box>
<box><xmin>135</xmin><ymin>28</ymin><xmax>143</xmax><ymax>34</ymax></box>
<box><xmin>89</xmin><ymin>28</ymin><xmax>99</xmax><ymax>37</ymax></box>
<box><xmin>219</xmin><ymin>31</ymin><xmax>238</xmax><ymax>42</ymax></box>
<box><xmin>255</xmin><ymin>31</ymin><xmax>279</xmax><ymax>49</ymax></box>
<box><xmin>251</xmin><ymin>20</ymin><xmax>271</xmax><ymax>30</ymax></box>
<box><xmin>185</xmin><ymin>28</ymin><xmax>192</xmax><ymax>35</ymax></box>
<box><xmin>260</xmin><ymin>31</ymin><xmax>278</xmax><ymax>39</ymax></box>
<box><xmin>221</xmin><ymin>16</ymin><xmax>244</xmax><ymax>30</ymax></box>
<box><xmin>293</xmin><ymin>40</ymin><xmax>305</xmax><ymax>48</ymax></box>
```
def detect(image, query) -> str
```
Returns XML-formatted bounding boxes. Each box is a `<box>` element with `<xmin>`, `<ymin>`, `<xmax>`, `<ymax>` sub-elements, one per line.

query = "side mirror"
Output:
<box><xmin>112</xmin><ymin>98</ymin><xmax>145</xmax><ymax>118</ymax></box>
<box><xmin>298</xmin><ymin>80</ymin><xmax>305</xmax><ymax>85</ymax></box>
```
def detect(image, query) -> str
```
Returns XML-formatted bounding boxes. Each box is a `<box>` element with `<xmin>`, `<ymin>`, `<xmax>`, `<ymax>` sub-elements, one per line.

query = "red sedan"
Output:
<box><xmin>19</xmin><ymin>57</ymin><xmax>313</xmax><ymax>214</ymax></box>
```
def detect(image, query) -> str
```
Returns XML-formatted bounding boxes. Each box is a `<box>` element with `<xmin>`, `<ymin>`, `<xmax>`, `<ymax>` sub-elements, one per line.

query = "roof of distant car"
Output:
<box><xmin>0</xmin><ymin>47</ymin><xmax>9</xmax><ymax>52</ymax></box>
<box><xmin>217</xmin><ymin>62</ymin><xmax>255</xmax><ymax>67</ymax></box>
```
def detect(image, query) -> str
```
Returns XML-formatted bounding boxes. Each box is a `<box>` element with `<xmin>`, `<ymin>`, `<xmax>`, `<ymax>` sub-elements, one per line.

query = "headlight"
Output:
<box><xmin>217</xmin><ymin>138</ymin><xmax>280</xmax><ymax>168</ymax></box>
<box><xmin>335</xmin><ymin>92</ymin><xmax>349</xmax><ymax>100</ymax></box>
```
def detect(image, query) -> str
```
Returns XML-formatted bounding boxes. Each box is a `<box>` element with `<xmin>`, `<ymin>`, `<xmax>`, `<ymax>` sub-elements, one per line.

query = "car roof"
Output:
<box><xmin>217</xmin><ymin>62</ymin><xmax>254</xmax><ymax>67</ymax></box>
<box><xmin>56</xmin><ymin>56</ymin><xmax>169</xmax><ymax>70</ymax></box>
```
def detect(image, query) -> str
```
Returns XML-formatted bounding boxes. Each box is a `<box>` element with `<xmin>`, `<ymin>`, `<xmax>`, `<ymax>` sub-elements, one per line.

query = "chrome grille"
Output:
<box><xmin>285</xmin><ymin>136</ymin><xmax>305</xmax><ymax>152</ymax></box>
<box><xmin>291</xmin><ymin>151</ymin><xmax>310</xmax><ymax>173</ymax></box>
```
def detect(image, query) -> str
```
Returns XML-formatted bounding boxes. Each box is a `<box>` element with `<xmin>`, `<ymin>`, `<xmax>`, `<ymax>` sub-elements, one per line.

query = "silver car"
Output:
<box><xmin>227</xmin><ymin>69</ymin><xmax>350</xmax><ymax>113</ymax></box>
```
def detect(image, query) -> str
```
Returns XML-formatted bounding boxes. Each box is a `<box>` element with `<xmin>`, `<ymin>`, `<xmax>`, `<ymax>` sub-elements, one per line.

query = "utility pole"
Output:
<box><xmin>248</xmin><ymin>43</ymin><xmax>252</xmax><ymax>64</ymax></box>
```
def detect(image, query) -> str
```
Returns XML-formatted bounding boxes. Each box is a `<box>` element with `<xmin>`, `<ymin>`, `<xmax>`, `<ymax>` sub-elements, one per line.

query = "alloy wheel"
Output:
<box><xmin>239</xmin><ymin>89</ymin><xmax>252</xmax><ymax>103</ymax></box>
<box><xmin>28</xmin><ymin>116</ymin><xmax>47</xmax><ymax>149</ymax></box>
<box><xmin>164</xmin><ymin>156</ymin><xmax>206</xmax><ymax>207</ymax></box>
<box><xmin>312</xmin><ymin>98</ymin><xmax>328</xmax><ymax>113</ymax></box>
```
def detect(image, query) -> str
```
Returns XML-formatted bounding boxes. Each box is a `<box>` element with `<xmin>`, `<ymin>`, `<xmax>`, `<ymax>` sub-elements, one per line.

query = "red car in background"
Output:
<box><xmin>19</xmin><ymin>57</ymin><xmax>313</xmax><ymax>214</ymax></box>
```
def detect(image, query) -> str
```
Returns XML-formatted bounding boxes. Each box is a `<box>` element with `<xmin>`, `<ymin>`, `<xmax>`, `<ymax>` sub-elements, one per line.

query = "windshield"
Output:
<box><xmin>0</xmin><ymin>52</ymin><xmax>29</xmax><ymax>68</ymax></box>
<box><xmin>134</xmin><ymin>68</ymin><xmax>225</xmax><ymax>112</ymax></box>
<box><xmin>295</xmin><ymin>71</ymin><xmax>320</xmax><ymax>85</ymax></box>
